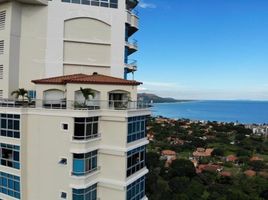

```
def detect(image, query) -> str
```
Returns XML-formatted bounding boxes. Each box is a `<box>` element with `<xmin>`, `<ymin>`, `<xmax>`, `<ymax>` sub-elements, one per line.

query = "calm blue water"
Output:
<box><xmin>152</xmin><ymin>101</ymin><xmax>268</xmax><ymax>124</ymax></box>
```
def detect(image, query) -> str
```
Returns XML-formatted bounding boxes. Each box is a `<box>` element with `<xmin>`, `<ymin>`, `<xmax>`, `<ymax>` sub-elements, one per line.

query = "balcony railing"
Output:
<box><xmin>125</xmin><ymin>59</ymin><xmax>137</xmax><ymax>73</ymax></box>
<box><xmin>0</xmin><ymin>99</ymin><xmax>150</xmax><ymax>110</ymax></box>
<box><xmin>126</xmin><ymin>10</ymin><xmax>139</xmax><ymax>36</ymax></box>
<box><xmin>126</xmin><ymin>39</ymin><xmax>138</xmax><ymax>55</ymax></box>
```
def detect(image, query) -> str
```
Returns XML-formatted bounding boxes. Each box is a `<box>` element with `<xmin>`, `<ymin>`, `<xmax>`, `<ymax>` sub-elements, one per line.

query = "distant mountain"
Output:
<box><xmin>138</xmin><ymin>93</ymin><xmax>190</xmax><ymax>103</ymax></box>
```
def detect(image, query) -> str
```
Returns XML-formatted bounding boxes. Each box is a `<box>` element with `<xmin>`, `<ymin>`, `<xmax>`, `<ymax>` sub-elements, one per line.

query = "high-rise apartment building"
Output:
<box><xmin>0</xmin><ymin>0</ymin><xmax>150</xmax><ymax>199</ymax></box>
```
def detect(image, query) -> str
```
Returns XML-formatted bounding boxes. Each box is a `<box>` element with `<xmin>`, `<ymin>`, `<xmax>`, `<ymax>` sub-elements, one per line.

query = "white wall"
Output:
<box><xmin>45</xmin><ymin>0</ymin><xmax>126</xmax><ymax>79</ymax></box>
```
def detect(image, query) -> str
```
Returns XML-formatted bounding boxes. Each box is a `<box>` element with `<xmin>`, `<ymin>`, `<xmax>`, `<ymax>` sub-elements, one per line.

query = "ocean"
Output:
<box><xmin>152</xmin><ymin>100</ymin><xmax>268</xmax><ymax>124</ymax></box>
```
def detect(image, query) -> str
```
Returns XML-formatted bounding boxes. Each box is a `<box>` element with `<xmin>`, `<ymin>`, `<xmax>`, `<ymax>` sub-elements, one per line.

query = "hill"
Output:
<box><xmin>138</xmin><ymin>93</ymin><xmax>189</xmax><ymax>103</ymax></box>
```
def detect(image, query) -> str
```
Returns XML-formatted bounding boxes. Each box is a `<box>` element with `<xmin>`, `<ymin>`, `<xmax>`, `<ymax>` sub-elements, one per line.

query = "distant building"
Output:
<box><xmin>244</xmin><ymin>170</ymin><xmax>256</xmax><ymax>177</ymax></box>
<box><xmin>161</xmin><ymin>150</ymin><xmax>177</xmax><ymax>167</ymax></box>
<box><xmin>197</xmin><ymin>164</ymin><xmax>223</xmax><ymax>173</ymax></box>
<box><xmin>193</xmin><ymin>148</ymin><xmax>214</xmax><ymax>158</ymax></box>
<box><xmin>246</xmin><ymin>125</ymin><xmax>268</xmax><ymax>136</ymax></box>
<box><xmin>250</xmin><ymin>156</ymin><xmax>264</xmax><ymax>162</ymax></box>
<box><xmin>220</xmin><ymin>171</ymin><xmax>232</xmax><ymax>177</ymax></box>
<box><xmin>226</xmin><ymin>155</ymin><xmax>238</xmax><ymax>163</ymax></box>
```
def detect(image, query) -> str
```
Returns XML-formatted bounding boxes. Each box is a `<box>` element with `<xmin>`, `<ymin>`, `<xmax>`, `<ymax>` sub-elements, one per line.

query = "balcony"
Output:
<box><xmin>126</xmin><ymin>39</ymin><xmax>138</xmax><ymax>55</ymax></box>
<box><xmin>0</xmin><ymin>99</ymin><xmax>150</xmax><ymax>110</ymax></box>
<box><xmin>70</xmin><ymin>166</ymin><xmax>100</xmax><ymax>187</ymax></box>
<box><xmin>126</xmin><ymin>0</ymin><xmax>139</xmax><ymax>10</ymax></box>
<box><xmin>125</xmin><ymin>59</ymin><xmax>137</xmax><ymax>74</ymax></box>
<box><xmin>126</xmin><ymin>10</ymin><xmax>139</xmax><ymax>37</ymax></box>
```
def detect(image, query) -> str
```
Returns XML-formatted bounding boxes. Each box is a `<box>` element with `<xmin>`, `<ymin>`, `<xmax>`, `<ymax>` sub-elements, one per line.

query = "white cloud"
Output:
<box><xmin>138</xmin><ymin>87</ymin><xmax>148</xmax><ymax>91</ymax></box>
<box><xmin>138</xmin><ymin>0</ymin><xmax>156</xmax><ymax>9</ymax></box>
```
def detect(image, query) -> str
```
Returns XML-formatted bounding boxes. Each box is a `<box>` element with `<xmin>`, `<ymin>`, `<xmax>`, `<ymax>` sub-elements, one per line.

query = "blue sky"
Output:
<box><xmin>133</xmin><ymin>0</ymin><xmax>268</xmax><ymax>100</ymax></box>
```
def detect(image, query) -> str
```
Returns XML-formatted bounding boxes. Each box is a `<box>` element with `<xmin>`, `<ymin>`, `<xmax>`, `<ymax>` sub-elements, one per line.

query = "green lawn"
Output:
<box><xmin>223</xmin><ymin>166</ymin><xmax>241</xmax><ymax>175</ymax></box>
<box><xmin>207</xmin><ymin>142</ymin><xmax>239</xmax><ymax>156</ymax></box>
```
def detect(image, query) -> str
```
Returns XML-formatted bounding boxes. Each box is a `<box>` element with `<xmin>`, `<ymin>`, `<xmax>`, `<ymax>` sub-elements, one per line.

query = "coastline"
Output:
<box><xmin>152</xmin><ymin>100</ymin><xmax>268</xmax><ymax>124</ymax></box>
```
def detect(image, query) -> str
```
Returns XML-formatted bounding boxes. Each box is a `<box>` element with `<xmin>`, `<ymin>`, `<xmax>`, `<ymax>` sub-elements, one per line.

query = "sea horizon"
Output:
<box><xmin>152</xmin><ymin>100</ymin><xmax>268</xmax><ymax>124</ymax></box>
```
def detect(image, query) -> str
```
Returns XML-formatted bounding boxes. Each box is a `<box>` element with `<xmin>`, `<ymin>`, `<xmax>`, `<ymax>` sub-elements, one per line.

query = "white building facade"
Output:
<box><xmin>0</xmin><ymin>0</ymin><xmax>149</xmax><ymax>199</ymax></box>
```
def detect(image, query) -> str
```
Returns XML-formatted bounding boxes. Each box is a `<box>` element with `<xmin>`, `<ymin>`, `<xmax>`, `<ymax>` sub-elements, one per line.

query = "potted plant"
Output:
<box><xmin>79</xmin><ymin>87</ymin><xmax>95</xmax><ymax>108</ymax></box>
<box><xmin>11</xmin><ymin>88</ymin><xmax>31</xmax><ymax>106</ymax></box>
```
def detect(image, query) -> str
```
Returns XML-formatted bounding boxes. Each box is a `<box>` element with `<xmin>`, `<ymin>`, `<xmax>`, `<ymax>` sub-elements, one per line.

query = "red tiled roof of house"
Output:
<box><xmin>32</xmin><ymin>73</ymin><xmax>142</xmax><ymax>86</ymax></box>
<box><xmin>193</xmin><ymin>148</ymin><xmax>214</xmax><ymax>157</ymax></box>
<box><xmin>161</xmin><ymin>150</ymin><xmax>176</xmax><ymax>156</ymax></box>
<box><xmin>198</xmin><ymin>164</ymin><xmax>222</xmax><ymax>173</ymax></box>
<box><xmin>244</xmin><ymin>170</ymin><xmax>256</xmax><ymax>177</ymax></box>
<box><xmin>250</xmin><ymin>156</ymin><xmax>264</xmax><ymax>162</ymax></box>
<box><xmin>226</xmin><ymin>155</ymin><xmax>238</xmax><ymax>162</ymax></box>
<box><xmin>220</xmin><ymin>171</ymin><xmax>232</xmax><ymax>177</ymax></box>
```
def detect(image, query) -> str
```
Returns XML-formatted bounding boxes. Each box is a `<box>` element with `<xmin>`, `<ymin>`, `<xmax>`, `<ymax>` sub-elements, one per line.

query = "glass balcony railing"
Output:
<box><xmin>0</xmin><ymin>99</ymin><xmax>150</xmax><ymax>110</ymax></box>
<box><xmin>126</xmin><ymin>9</ymin><xmax>139</xmax><ymax>37</ymax></box>
<box><xmin>125</xmin><ymin>59</ymin><xmax>137</xmax><ymax>73</ymax></box>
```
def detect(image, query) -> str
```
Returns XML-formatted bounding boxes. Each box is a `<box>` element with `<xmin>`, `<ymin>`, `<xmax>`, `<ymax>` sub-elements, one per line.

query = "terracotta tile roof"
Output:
<box><xmin>244</xmin><ymin>170</ymin><xmax>256</xmax><ymax>177</ymax></box>
<box><xmin>220</xmin><ymin>171</ymin><xmax>232</xmax><ymax>177</ymax></box>
<box><xmin>198</xmin><ymin>164</ymin><xmax>222</xmax><ymax>172</ymax></box>
<box><xmin>32</xmin><ymin>73</ymin><xmax>142</xmax><ymax>86</ymax></box>
<box><xmin>193</xmin><ymin>148</ymin><xmax>214</xmax><ymax>157</ymax></box>
<box><xmin>226</xmin><ymin>155</ymin><xmax>238</xmax><ymax>162</ymax></box>
<box><xmin>250</xmin><ymin>156</ymin><xmax>264</xmax><ymax>162</ymax></box>
<box><xmin>161</xmin><ymin>150</ymin><xmax>176</xmax><ymax>156</ymax></box>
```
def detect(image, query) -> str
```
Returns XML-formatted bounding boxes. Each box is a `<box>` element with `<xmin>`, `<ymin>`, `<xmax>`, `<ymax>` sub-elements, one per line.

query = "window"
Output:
<box><xmin>73</xmin><ymin>184</ymin><xmax>97</xmax><ymax>200</ymax></box>
<box><xmin>61</xmin><ymin>123</ymin><xmax>69</xmax><ymax>131</ymax></box>
<box><xmin>127</xmin><ymin>176</ymin><xmax>145</xmax><ymax>200</ymax></box>
<box><xmin>0</xmin><ymin>40</ymin><xmax>4</xmax><ymax>54</ymax></box>
<box><xmin>74</xmin><ymin>117</ymin><xmax>99</xmax><ymax>140</ymax></box>
<box><xmin>127</xmin><ymin>146</ymin><xmax>146</xmax><ymax>177</ymax></box>
<box><xmin>73</xmin><ymin>150</ymin><xmax>98</xmax><ymax>176</ymax></box>
<box><xmin>0</xmin><ymin>172</ymin><xmax>20</xmax><ymax>199</ymax></box>
<box><xmin>0</xmin><ymin>11</ymin><xmax>6</xmax><ymax>30</ymax></box>
<box><xmin>0</xmin><ymin>143</ymin><xmax>20</xmax><ymax>169</ymax></box>
<box><xmin>0</xmin><ymin>65</ymin><xmax>3</xmax><ymax>79</ymax></box>
<box><xmin>59</xmin><ymin>158</ymin><xmax>67</xmax><ymax>165</ymax></box>
<box><xmin>61</xmin><ymin>0</ymin><xmax>118</xmax><ymax>8</ymax></box>
<box><xmin>27</xmin><ymin>90</ymin><xmax>36</xmax><ymax>100</ymax></box>
<box><xmin>61</xmin><ymin>192</ymin><xmax>67</xmax><ymax>199</ymax></box>
<box><xmin>128</xmin><ymin>116</ymin><xmax>146</xmax><ymax>143</ymax></box>
<box><xmin>0</xmin><ymin>114</ymin><xmax>20</xmax><ymax>138</ymax></box>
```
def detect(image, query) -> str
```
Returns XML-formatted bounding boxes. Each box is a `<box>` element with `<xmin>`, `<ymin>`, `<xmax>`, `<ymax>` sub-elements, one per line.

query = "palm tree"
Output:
<box><xmin>80</xmin><ymin>87</ymin><xmax>95</xmax><ymax>105</ymax></box>
<box><xmin>11</xmin><ymin>88</ymin><xmax>30</xmax><ymax>102</ymax></box>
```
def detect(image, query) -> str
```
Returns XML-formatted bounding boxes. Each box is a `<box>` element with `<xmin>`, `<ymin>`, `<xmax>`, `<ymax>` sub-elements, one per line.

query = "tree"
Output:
<box><xmin>249</xmin><ymin>160</ymin><xmax>266</xmax><ymax>171</ymax></box>
<box><xmin>185</xmin><ymin>180</ymin><xmax>206</xmax><ymax>200</ymax></box>
<box><xmin>260</xmin><ymin>189</ymin><xmax>268</xmax><ymax>200</ymax></box>
<box><xmin>212</xmin><ymin>148</ymin><xmax>224</xmax><ymax>157</ymax></box>
<box><xmin>11</xmin><ymin>88</ymin><xmax>30</xmax><ymax>101</ymax></box>
<box><xmin>146</xmin><ymin>152</ymin><xmax>160</xmax><ymax>169</ymax></box>
<box><xmin>237</xmin><ymin>149</ymin><xmax>251</xmax><ymax>157</ymax></box>
<box><xmin>169</xmin><ymin>176</ymin><xmax>190</xmax><ymax>193</ymax></box>
<box><xmin>80</xmin><ymin>87</ymin><xmax>95</xmax><ymax>104</ymax></box>
<box><xmin>169</xmin><ymin>159</ymin><xmax>196</xmax><ymax>178</ymax></box>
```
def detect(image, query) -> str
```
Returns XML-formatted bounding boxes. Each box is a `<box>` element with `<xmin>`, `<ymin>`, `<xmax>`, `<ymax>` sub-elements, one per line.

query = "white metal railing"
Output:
<box><xmin>0</xmin><ymin>99</ymin><xmax>150</xmax><ymax>110</ymax></box>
